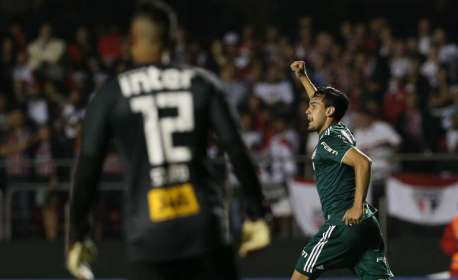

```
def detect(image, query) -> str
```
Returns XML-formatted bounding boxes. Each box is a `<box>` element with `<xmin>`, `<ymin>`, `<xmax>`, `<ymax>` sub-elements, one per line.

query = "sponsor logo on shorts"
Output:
<box><xmin>301</xmin><ymin>250</ymin><xmax>308</xmax><ymax>259</ymax></box>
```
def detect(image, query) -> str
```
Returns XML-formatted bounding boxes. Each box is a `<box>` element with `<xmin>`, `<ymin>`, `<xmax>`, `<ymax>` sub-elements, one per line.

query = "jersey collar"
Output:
<box><xmin>319</xmin><ymin>122</ymin><xmax>340</xmax><ymax>140</ymax></box>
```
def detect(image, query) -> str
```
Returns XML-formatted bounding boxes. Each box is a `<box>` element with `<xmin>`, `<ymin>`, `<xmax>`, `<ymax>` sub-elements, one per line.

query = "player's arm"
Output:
<box><xmin>209</xmin><ymin>80</ymin><xmax>270</xmax><ymax>256</ymax></box>
<box><xmin>290</xmin><ymin>60</ymin><xmax>317</xmax><ymax>99</ymax></box>
<box><xmin>67</xmin><ymin>81</ymin><xmax>116</xmax><ymax>280</ymax></box>
<box><xmin>341</xmin><ymin>147</ymin><xmax>372</xmax><ymax>225</ymax></box>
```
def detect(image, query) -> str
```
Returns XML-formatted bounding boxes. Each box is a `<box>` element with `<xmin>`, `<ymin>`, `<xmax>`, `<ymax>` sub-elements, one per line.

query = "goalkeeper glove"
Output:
<box><xmin>67</xmin><ymin>239</ymin><xmax>97</xmax><ymax>280</ymax></box>
<box><xmin>239</xmin><ymin>219</ymin><xmax>271</xmax><ymax>257</ymax></box>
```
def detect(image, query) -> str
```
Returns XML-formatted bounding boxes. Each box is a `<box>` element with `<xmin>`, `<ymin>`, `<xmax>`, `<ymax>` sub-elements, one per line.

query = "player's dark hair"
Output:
<box><xmin>133</xmin><ymin>0</ymin><xmax>177</xmax><ymax>48</ymax></box>
<box><xmin>314</xmin><ymin>86</ymin><xmax>349</xmax><ymax>121</ymax></box>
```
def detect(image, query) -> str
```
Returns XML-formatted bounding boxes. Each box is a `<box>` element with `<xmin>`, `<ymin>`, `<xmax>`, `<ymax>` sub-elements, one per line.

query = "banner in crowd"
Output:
<box><xmin>387</xmin><ymin>175</ymin><xmax>458</xmax><ymax>225</ymax></box>
<box><xmin>289</xmin><ymin>175</ymin><xmax>458</xmax><ymax>235</ymax></box>
<box><xmin>288</xmin><ymin>179</ymin><xmax>324</xmax><ymax>236</ymax></box>
<box><xmin>288</xmin><ymin>179</ymin><xmax>373</xmax><ymax>236</ymax></box>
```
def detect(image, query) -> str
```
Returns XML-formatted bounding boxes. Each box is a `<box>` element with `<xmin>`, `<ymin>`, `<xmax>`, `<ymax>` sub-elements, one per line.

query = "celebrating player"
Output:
<box><xmin>66</xmin><ymin>2</ymin><xmax>270</xmax><ymax>280</ymax></box>
<box><xmin>289</xmin><ymin>60</ymin><xmax>394</xmax><ymax>280</ymax></box>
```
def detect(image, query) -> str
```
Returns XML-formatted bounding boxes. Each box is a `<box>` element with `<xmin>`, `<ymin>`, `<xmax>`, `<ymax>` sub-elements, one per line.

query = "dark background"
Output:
<box><xmin>0</xmin><ymin>0</ymin><xmax>455</xmax><ymax>277</ymax></box>
<box><xmin>1</xmin><ymin>0</ymin><xmax>458</xmax><ymax>44</ymax></box>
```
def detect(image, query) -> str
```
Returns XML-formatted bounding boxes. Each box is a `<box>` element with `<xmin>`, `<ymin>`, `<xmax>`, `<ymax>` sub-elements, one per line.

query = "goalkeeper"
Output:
<box><xmin>66</xmin><ymin>2</ymin><xmax>270</xmax><ymax>280</ymax></box>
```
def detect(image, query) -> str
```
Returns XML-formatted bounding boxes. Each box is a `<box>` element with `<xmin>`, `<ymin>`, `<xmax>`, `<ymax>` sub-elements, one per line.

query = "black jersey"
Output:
<box><xmin>69</xmin><ymin>64</ymin><xmax>265</xmax><ymax>262</ymax></box>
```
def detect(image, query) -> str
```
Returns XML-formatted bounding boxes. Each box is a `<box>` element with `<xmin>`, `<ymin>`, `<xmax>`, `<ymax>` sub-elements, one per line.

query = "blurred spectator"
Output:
<box><xmin>310</xmin><ymin>54</ymin><xmax>329</xmax><ymax>86</ymax></box>
<box><xmin>295</xmin><ymin>18</ymin><xmax>312</xmax><ymax>60</ymax></box>
<box><xmin>441</xmin><ymin>215</ymin><xmax>458</xmax><ymax>277</ymax></box>
<box><xmin>4</xmin><ymin>110</ymin><xmax>32</xmax><ymax>178</ymax></box>
<box><xmin>27</xmin><ymin>23</ymin><xmax>65</xmax><ymax>70</ymax></box>
<box><xmin>383</xmin><ymin>77</ymin><xmax>409</xmax><ymax>127</ymax></box>
<box><xmin>433</xmin><ymin>29</ymin><xmax>458</xmax><ymax>66</ymax></box>
<box><xmin>203</xmin><ymin>40</ymin><xmax>226</xmax><ymax>74</ymax></box>
<box><xmin>26</xmin><ymin>83</ymin><xmax>50</xmax><ymax>126</ymax></box>
<box><xmin>417</xmin><ymin>18</ymin><xmax>432</xmax><ymax>56</ymax></box>
<box><xmin>221</xmin><ymin>63</ymin><xmax>248</xmax><ymax>108</ymax></box>
<box><xmin>173</xmin><ymin>28</ymin><xmax>188</xmax><ymax>64</ymax></box>
<box><xmin>400</xmin><ymin>92</ymin><xmax>425</xmax><ymax>152</ymax></box>
<box><xmin>12</xmin><ymin>52</ymin><xmax>33</xmax><ymax>85</ymax></box>
<box><xmin>67</xmin><ymin>26</ymin><xmax>95</xmax><ymax>68</ymax></box>
<box><xmin>0</xmin><ymin>37</ymin><xmax>17</xmax><ymax>94</ymax></box>
<box><xmin>0</xmin><ymin>96</ymin><xmax>9</xmax><ymax>132</ymax></box>
<box><xmin>62</xmin><ymin>90</ymin><xmax>85</xmax><ymax>142</ymax></box>
<box><xmin>254</xmin><ymin>64</ymin><xmax>294</xmax><ymax>105</ymax></box>
<box><xmin>260</xmin><ymin>116</ymin><xmax>297</xmax><ymax>238</ymax></box>
<box><xmin>0</xmin><ymin>96</ymin><xmax>10</xmax><ymax>191</ymax></box>
<box><xmin>434</xmin><ymin>28</ymin><xmax>458</xmax><ymax>84</ymax></box>
<box><xmin>2</xmin><ymin>110</ymin><xmax>34</xmax><ymax>236</ymax></box>
<box><xmin>421</xmin><ymin>48</ymin><xmax>440</xmax><ymax>87</ymax></box>
<box><xmin>239</xmin><ymin>112</ymin><xmax>263</xmax><ymax>154</ymax></box>
<box><xmin>443</xmin><ymin>87</ymin><xmax>458</xmax><ymax>152</ymax></box>
<box><xmin>264</xmin><ymin>26</ymin><xmax>281</xmax><ymax>64</ymax></box>
<box><xmin>390</xmin><ymin>40</ymin><xmax>411</xmax><ymax>79</ymax></box>
<box><xmin>97</xmin><ymin>24</ymin><xmax>123</xmax><ymax>67</ymax></box>
<box><xmin>7</xmin><ymin>20</ymin><xmax>27</xmax><ymax>52</ymax></box>
<box><xmin>33</xmin><ymin>126</ymin><xmax>58</xmax><ymax>240</ymax></box>
<box><xmin>354</xmin><ymin>108</ymin><xmax>401</xmax><ymax>208</ymax></box>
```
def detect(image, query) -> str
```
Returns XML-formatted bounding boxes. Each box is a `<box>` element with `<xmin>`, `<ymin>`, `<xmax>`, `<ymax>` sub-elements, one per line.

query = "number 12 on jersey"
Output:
<box><xmin>130</xmin><ymin>91</ymin><xmax>194</xmax><ymax>168</ymax></box>
<box><xmin>130</xmin><ymin>91</ymin><xmax>199</xmax><ymax>222</ymax></box>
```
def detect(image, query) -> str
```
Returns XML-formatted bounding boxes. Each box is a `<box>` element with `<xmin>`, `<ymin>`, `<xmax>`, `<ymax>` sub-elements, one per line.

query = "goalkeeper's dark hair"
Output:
<box><xmin>313</xmin><ymin>86</ymin><xmax>349</xmax><ymax>121</ymax></box>
<box><xmin>133</xmin><ymin>0</ymin><xmax>177</xmax><ymax>49</ymax></box>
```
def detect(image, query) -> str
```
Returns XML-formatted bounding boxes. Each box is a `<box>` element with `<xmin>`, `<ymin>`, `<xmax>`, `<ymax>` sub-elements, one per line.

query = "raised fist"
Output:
<box><xmin>290</xmin><ymin>60</ymin><xmax>306</xmax><ymax>78</ymax></box>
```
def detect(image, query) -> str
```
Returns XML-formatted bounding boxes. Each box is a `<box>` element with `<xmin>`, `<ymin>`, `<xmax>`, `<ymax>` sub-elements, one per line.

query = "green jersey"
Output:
<box><xmin>312</xmin><ymin>122</ymin><xmax>356</xmax><ymax>218</ymax></box>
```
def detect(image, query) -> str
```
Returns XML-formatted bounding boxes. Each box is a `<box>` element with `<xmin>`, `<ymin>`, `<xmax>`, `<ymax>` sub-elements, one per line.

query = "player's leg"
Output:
<box><xmin>291</xmin><ymin>269</ymin><xmax>311</xmax><ymax>280</ymax></box>
<box><xmin>353</xmin><ymin>216</ymin><xmax>394</xmax><ymax>280</ymax></box>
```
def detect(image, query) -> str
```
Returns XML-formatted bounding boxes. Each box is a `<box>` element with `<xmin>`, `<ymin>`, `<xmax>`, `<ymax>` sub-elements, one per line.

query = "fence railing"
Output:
<box><xmin>0</xmin><ymin>153</ymin><xmax>457</xmax><ymax>241</ymax></box>
<box><xmin>2</xmin><ymin>182</ymin><xmax>124</xmax><ymax>241</ymax></box>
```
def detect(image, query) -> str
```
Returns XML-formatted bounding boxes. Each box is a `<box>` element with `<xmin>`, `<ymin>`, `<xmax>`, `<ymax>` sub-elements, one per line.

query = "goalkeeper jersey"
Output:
<box><xmin>69</xmin><ymin>63</ymin><xmax>265</xmax><ymax>262</ymax></box>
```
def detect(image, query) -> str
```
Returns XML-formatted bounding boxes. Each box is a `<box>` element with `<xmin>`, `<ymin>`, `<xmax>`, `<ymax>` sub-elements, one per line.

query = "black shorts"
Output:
<box><xmin>128</xmin><ymin>245</ymin><xmax>239</xmax><ymax>280</ymax></box>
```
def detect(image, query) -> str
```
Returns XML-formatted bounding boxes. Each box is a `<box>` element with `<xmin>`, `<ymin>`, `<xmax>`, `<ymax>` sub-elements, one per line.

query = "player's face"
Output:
<box><xmin>306</xmin><ymin>97</ymin><xmax>327</xmax><ymax>132</ymax></box>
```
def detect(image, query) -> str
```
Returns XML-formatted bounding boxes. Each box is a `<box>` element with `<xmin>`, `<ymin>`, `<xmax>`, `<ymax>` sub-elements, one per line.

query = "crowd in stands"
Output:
<box><xmin>1</xmin><ymin>16</ymin><xmax>458</xmax><ymax>240</ymax></box>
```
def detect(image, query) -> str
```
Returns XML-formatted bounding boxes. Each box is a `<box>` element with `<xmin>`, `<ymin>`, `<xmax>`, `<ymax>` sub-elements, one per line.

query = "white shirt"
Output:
<box><xmin>418</xmin><ymin>36</ymin><xmax>431</xmax><ymax>55</ymax></box>
<box><xmin>390</xmin><ymin>56</ymin><xmax>411</xmax><ymax>78</ymax></box>
<box><xmin>354</xmin><ymin>121</ymin><xmax>401</xmax><ymax>181</ymax></box>
<box><xmin>421</xmin><ymin>60</ymin><xmax>439</xmax><ymax>86</ymax></box>
<box><xmin>28</xmin><ymin>38</ymin><xmax>65</xmax><ymax>69</ymax></box>
<box><xmin>260</xmin><ymin>133</ymin><xmax>297</xmax><ymax>185</ymax></box>
<box><xmin>254</xmin><ymin>80</ymin><xmax>294</xmax><ymax>105</ymax></box>
<box><xmin>222</xmin><ymin>81</ymin><xmax>247</xmax><ymax>107</ymax></box>
<box><xmin>28</xmin><ymin>99</ymin><xmax>49</xmax><ymax>125</ymax></box>
<box><xmin>438</xmin><ymin>44</ymin><xmax>458</xmax><ymax>64</ymax></box>
<box><xmin>63</xmin><ymin>104</ymin><xmax>85</xmax><ymax>138</ymax></box>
